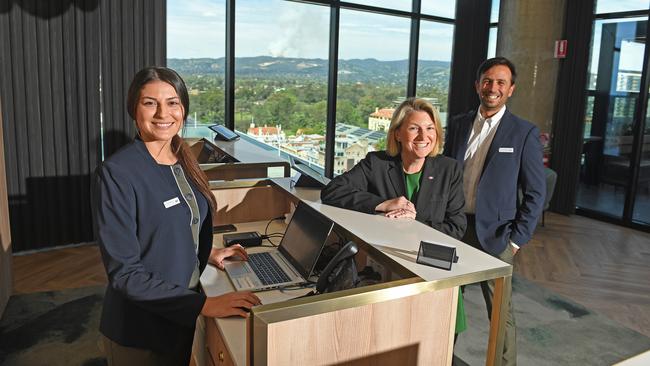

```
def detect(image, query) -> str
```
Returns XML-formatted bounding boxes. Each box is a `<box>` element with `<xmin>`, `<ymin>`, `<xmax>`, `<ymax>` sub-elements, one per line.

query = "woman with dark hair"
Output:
<box><xmin>94</xmin><ymin>66</ymin><xmax>260</xmax><ymax>365</ymax></box>
<box><xmin>321</xmin><ymin>97</ymin><xmax>467</xmax><ymax>334</ymax></box>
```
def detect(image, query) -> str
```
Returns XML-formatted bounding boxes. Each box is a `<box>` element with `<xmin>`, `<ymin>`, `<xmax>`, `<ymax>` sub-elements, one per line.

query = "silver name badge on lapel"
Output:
<box><xmin>164</xmin><ymin>197</ymin><xmax>181</xmax><ymax>208</ymax></box>
<box><xmin>499</xmin><ymin>147</ymin><xmax>514</xmax><ymax>153</ymax></box>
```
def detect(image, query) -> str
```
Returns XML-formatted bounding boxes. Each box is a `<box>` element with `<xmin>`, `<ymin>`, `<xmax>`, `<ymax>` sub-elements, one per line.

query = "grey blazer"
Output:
<box><xmin>321</xmin><ymin>151</ymin><xmax>466</xmax><ymax>240</ymax></box>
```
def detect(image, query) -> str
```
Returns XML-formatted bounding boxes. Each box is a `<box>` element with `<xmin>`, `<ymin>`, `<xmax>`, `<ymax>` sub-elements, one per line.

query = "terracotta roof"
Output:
<box><xmin>370</xmin><ymin>108</ymin><xmax>394</xmax><ymax>119</ymax></box>
<box><xmin>248</xmin><ymin>126</ymin><xmax>280</xmax><ymax>135</ymax></box>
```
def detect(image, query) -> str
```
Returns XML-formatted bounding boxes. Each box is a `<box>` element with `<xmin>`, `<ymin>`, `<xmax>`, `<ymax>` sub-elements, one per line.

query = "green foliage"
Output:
<box><xmin>375</xmin><ymin>137</ymin><xmax>387</xmax><ymax>151</ymax></box>
<box><xmin>183</xmin><ymin>73</ymin><xmax>448</xmax><ymax>137</ymax></box>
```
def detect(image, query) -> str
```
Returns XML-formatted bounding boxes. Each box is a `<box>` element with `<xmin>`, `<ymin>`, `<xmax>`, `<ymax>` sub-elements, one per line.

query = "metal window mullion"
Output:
<box><xmin>325</xmin><ymin>3</ymin><xmax>340</xmax><ymax>178</ymax></box>
<box><xmin>622</xmin><ymin>11</ymin><xmax>650</xmax><ymax>222</ymax></box>
<box><xmin>225</xmin><ymin>0</ymin><xmax>235</xmax><ymax>130</ymax></box>
<box><xmin>407</xmin><ymin>0</ymin><xmax>421</xmax><ymax>97</ymax></box>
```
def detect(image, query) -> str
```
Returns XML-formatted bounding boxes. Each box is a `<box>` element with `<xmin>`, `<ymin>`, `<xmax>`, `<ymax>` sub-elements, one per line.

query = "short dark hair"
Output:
<box><xmin>476</xmin><ymin>57</ymin><xmax>517</xmax><ymax>84</ymax></box>
<box><xmin>126</xmin><ymin>66</ymin><xmax>190</xmax><ymax>121</ymax></box>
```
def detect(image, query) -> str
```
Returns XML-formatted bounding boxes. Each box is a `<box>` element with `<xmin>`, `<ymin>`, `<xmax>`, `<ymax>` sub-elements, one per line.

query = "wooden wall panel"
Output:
<box><xmin>212</xmin><ymin>186</ymin><xmax>292</xmax><ymax>225</ymax></box>
<box><xmin>0</xmin><ymin>97</ymin><xmax>12</xmax><ymax>317</ymax></box>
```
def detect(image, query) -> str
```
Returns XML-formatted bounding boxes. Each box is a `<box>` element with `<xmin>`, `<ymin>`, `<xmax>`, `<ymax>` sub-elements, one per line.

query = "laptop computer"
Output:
<box><xmin>224</xmin><ymin>201</ymin><xmax>334</xmax><ymax>292</ymax></box>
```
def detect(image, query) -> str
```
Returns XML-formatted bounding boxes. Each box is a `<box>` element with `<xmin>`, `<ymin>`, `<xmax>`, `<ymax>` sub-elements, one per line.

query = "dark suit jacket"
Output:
<box><xmin>321</xmin><ymin>151</ymin><xmax>466</xmax><ymax>240</ymax></box>
<box><xmin>93</xmin><ymin>138</ymin><xmax>213</xmax><ymax>354</ymax></box>
<box><xmin>444</xmin><ymin>109</ymin><xmax>546</xmax><ymax>255</ymax></box>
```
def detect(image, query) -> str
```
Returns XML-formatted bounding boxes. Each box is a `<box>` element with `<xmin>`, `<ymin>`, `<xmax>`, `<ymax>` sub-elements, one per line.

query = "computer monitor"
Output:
<box><xmin>278</xmin><ymin>201</ymin><xmax>334</xmax><ymax>279</ymax></box>
<box><xmin>289</xmin><ymin>156</ymin><xmax>330</xmax><ymax>188</ymax></box>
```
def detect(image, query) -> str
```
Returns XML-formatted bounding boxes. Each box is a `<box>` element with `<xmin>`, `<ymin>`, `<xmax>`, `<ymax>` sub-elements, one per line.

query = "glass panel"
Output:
<box><xmin>416</xmin><ymin>20</ymin><xmax>454</xmax><ymax>129</ymax></box>
<box><xmin>487</xmin><ymin>26</ymin><xmax>497</xmax><ymax>59</ymax></box>
<box><xmin>490</xmin><ymin>0</ymin><xmax>500</xmax><ymax>23</ymax></box>
<box><xmin>344</xmin><ymin>0</ymin><xmax>411</xmax><ymax>12</ymax></box>
<box><xmin>167</xmin><ymin>0</ymin><xmax>226</xmax><ymax>139</ymax></box>
<box><xmin>588</xmin><ymin>17</ymin><xmax>646</xmax><ymax>89</ymax></box>
<box><xmin>577</xmin><ymin>19</ymin><xmax>646</xmax><ymax>218</ymax></box>
<box><xmin>234</xmin><ymin>0</ymin><xmax>329</xmax><ymax>166</ymax></box>
<box><xmin>632</xmin><ymin>93</ymin><xmax>650</xmax><ymax>224</ymax></box>
<box><xmin>421</xmin><ymin>0</ymin><xmax>456</xmax><ymax>19</ymax></box>
<box><xmin>335</xmin><ymin>9</ymin><xmax>410</xmax><ymax>175</ymax></box>
<box><xmin>596</xmin><ymin>0</ymin><xmax>649</xmax><ymax>14</ymax></box>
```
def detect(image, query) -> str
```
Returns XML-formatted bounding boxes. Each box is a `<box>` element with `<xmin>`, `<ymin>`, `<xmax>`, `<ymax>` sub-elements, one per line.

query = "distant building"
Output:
<box><xmin>368</xmin><ymin>108</ymin><xmax>394</xmax><ymax>132</ymax></box>
<box><xmin>332</xmin><ymin>124</ymin><xmax>383</xmax><ymax>174</ymax></box>
<box><xmin>247</xmin><ymin>123</ymin><xmax>286</xmax><ymax>144</ymax></box>
<box><xmin>336</xmin><ymin>123</ymin><xmax>385</xmax><ymax>146</ymax></box>
<box><xmin>616</xmin><ymin>70</ymin><xmax>641</xmax><ymax>93</ymax></box>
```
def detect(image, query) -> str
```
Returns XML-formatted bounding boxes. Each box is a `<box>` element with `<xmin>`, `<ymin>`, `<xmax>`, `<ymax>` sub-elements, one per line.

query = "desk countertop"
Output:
<box><xmin>211</xmin><ymin>137</ymin><xmax>287</xmax><ymax>164</ymax></box>
<box><xmin>271</xmin><ymin>177</ymin><xmax>511</xmax><ymax>284</ymax></box>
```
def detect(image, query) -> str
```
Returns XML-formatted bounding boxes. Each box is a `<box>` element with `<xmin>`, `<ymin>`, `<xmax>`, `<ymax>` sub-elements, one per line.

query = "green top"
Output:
<box><xmin>403</xmin><ymin>169</ymin><xmax>467</xmax><ymax>334</ymax></box>
<box><xmin>404</xmin><ymin>170</ymin><xmax>422</xmax><ymax>201</ymax></box>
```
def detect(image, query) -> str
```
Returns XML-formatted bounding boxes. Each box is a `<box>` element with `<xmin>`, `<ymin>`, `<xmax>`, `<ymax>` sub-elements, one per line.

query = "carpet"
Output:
<box><xmin>454</xmin><ymin>275</ymin><xmax>650</xmax><ymax>365</ymax></box>
<box><xmin>0</xmin><ymin>286</ymin><xmax>106</xmax><ymax>366</ymax></box>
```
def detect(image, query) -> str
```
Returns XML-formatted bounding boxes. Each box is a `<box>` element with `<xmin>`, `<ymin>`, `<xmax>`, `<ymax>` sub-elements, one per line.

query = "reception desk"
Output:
<box><xmin>186</xmin><ymin>137</ymin><xmax>291</xmax><ymax>181</ymax></box>
<box><xmin>194</xmin><ymin>177</ymin><xmax>512</xmax><ymax>366</ymax></box>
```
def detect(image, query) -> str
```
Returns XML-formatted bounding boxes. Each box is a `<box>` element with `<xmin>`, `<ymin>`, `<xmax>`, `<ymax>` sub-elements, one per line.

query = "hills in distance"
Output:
<box><xmin>168</xmin><ymin>56</ymin><xmax>450</xmax><ymax>86</ymax></box>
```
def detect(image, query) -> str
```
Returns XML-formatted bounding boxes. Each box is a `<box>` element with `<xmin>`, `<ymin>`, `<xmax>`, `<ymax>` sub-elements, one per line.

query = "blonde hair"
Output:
<box><xmin>386</xmin><ymin>97</ymin><xmax>443</xmax><ymax>157</ymax></box>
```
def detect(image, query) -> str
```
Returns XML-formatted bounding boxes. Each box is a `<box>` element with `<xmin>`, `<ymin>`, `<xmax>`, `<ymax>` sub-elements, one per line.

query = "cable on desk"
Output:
<box><xmin>264</xmin><ymin>216</ymin><xmax>286</xmax><ymax>247</ymax></box>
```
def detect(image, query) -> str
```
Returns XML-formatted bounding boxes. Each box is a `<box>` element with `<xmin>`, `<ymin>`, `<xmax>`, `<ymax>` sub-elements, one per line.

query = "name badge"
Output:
<box><xmin>499</xmin><ymin>147</ymin><xmax>514</xmax><ymax>153</ymax></box>
<box><xmin>164</xmin><ymin>197</ymin><xmax>181</xmax><ymax>208</ymax></box>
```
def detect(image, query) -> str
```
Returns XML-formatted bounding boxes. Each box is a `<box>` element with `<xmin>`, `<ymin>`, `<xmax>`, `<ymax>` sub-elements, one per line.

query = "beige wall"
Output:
<box><xmin>0</xmin><ymin>98</ymin><xmax>12</xmax><ymax>317</ymax></box>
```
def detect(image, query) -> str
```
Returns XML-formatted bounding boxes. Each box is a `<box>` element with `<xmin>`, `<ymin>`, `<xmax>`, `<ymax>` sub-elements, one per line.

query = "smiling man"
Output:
<box><xmin>444</xmin><ymin>57</ymin><xmax>546</xmax><ymax>365</ymax></box>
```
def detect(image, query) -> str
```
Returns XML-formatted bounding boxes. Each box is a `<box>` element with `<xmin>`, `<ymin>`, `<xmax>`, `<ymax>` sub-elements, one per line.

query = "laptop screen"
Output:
<box><xmin>278</xmin><ymin>202</ymin><xmax>334</xmax><ymax>279</ymax></box>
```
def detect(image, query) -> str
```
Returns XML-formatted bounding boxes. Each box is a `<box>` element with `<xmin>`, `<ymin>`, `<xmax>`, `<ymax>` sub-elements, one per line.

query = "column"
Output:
<box><xmin>496</xmin><ymin>0</ymin><xmax>567</xmax><ymax>134</ymax></box>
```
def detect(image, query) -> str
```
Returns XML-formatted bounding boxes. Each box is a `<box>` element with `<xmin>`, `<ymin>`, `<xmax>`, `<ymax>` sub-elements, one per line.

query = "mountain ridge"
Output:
<box><xmin>168</xmin><ymin>56</ymin><xmax>450</xmax><ymax>86</ymax></box>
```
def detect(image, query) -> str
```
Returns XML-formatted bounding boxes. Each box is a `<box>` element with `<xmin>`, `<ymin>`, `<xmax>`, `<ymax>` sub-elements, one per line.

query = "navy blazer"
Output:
<box><xmin>444</xmin><ymin>109</ymin><xmax>546</xmax><ymax>255</ymax></box>
<box><xmin>93</xmin><ymin>138</ymin><xmax>213</xmax><ymax>353</ymax></box>
<box><xmin>321</xmin><ymin>151</ymin><xmax>466</xmax><ymax>240</ymax></box>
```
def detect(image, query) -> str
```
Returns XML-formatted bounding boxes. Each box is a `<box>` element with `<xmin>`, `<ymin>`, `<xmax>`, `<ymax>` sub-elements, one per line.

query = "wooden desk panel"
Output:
<box><xmin>262</xmin><ymin>287</ymin><xmax>457</xmax><ymax>366</ymax></box>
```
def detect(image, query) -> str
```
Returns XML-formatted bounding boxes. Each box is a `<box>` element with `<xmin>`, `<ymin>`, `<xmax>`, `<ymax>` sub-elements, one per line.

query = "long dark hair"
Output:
<box><xmin>126</xmin><ymin>66</ymin><xmax>217</xmax><ymax>216</ymax></box>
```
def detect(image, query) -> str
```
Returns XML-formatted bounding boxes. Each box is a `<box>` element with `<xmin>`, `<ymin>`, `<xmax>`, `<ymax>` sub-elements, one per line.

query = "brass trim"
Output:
<box><xmin>209</xmin><ymin>179</ymin><xmax>272</xmax><ymax>189</ymax></box>
<box><xmin>252</xmin><ymin>264</ymin><xmax>511</xmax><ymax>326</ymax></box>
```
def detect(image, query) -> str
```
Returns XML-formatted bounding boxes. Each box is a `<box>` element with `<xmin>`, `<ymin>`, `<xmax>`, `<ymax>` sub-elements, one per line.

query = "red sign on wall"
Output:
<box><xmin>554</xmin><ymin>40</ymin><xmax>568</xmax><ymax>58</ymax></box>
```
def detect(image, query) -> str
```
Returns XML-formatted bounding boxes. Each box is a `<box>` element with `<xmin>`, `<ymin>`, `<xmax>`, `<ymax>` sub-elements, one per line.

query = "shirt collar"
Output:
<box><xmin>477</xmin><ymin>105</ymin><xmax>507</xmax><ymax>126</ymax></box>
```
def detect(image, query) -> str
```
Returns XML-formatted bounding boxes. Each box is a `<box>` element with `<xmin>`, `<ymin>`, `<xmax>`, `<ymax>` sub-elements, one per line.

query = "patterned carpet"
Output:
<box><xmin>1</xmin><ymin>276</ymin><xmax>648</xmax><ymax>365</ymax></box>
<box><xmin>455</xmin><ymin>275</ymin><xmax>650</xmax><ymax>365</ymax></box>
<box><xmin>0</xmin><ymin>286</ymin><xmax>106</xmax><ymax>366</ymax></box>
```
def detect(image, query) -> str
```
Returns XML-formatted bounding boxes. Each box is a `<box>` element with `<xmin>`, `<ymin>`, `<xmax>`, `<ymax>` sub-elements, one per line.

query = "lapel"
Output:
<box><xmin>387</xmin><ymin>156</ymin><xmax>406</xmax><ymax>198</ymax></box>
<box><xmin>412</xmin><ymin>157</ymin><xmax>436</xmax><ymax>209</ymax></box>
<box><xmin>456</xmin><ymin>111</ymin><xmax>475</xmax><ymax>162</ymax></box>
<box><xmin>483</xmin><ymin>109</ymin><xmax>517</xmax><ymax>176</ymax></box>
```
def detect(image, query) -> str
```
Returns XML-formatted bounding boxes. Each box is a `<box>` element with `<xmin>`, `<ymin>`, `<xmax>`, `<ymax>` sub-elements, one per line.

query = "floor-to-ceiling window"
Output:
<box><xmin>487</xmin><ymin>0</ymin><xmax>499</xmax><ymax>58</ymax></box>
<box><xmin>235</xmin><ymin>0</ymin><xmax>329</xmax><ymax>166</ymax></box>
<box><xmin>334</xmin><ymin>9</ymin><xmax>411</xmax><ymax>175</ymax></box>
<box><xmin>167</xmin><ymin>0</ymin><xmax>226</xmax><ymax>139</ymax></box>
<box><xmin>576</xmin><ymin>0</ymin><xmax>650</xmax><ymax>228</ymax></box>
<box><xmin>417</xmin><ymin>18</ymin><xmax>454</xmax><ymax>129</ymax></box>
<box><xmin>167</xmin><ymin>0</ymin><xmax>492</xmax><ymax>177</ymax></box>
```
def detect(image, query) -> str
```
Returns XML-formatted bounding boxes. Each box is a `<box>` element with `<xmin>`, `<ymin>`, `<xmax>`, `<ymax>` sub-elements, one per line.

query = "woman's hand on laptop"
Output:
<box><xmin>201</xmin><ymin>291</ymin><xmax>262</xmax><ymax>318</ymax></box>
<box><xmin>209</xmin><ymin>244</ymin><xmax>249</xmax><ymax>270</ymax></box>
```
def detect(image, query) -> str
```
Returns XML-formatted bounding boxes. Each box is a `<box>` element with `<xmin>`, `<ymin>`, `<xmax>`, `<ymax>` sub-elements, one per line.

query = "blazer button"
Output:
<box><xmin>186</xmin><ymin>193</ymin><xmax>193</xmax><ymax>200</ymax></box>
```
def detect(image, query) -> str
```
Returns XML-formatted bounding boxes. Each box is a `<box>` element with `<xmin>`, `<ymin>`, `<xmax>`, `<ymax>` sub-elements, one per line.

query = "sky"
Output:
<box><xmin>167</xmin><ymin>0</ymin><xmax>459</xmax><ymax>61</ymax></box>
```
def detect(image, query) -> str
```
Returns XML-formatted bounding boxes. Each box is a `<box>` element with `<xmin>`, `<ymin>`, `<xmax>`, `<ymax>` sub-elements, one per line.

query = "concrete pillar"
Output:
<box><xmin>496</xmin><ymin>0</ymin><xmax>567</xmax><ymax>134</ymax></box>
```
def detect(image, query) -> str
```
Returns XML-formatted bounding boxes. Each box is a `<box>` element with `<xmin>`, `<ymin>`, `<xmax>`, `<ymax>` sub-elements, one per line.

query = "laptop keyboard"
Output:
<box><xmin>249</xmin><ymin>252</ymin><xmax>292</xmax><ymax>285</ymax></box>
